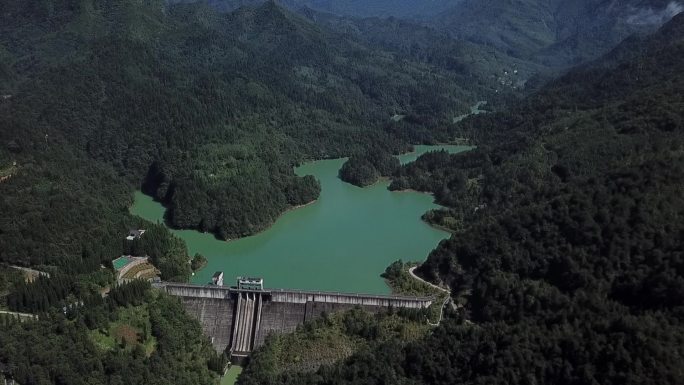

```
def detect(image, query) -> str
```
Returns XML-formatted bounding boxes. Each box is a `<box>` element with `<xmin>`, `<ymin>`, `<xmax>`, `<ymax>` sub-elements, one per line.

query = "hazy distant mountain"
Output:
<box><xmin>433</xmin><ymin>0</ymin><xmax>684</xmax><ymax>67</ymax></box>
<box><xmin>167</xmin><ymin>0</ymin><xmax>684</xmax><ymax>87</ymax></box>
<box><xmin>300</xmin><ymin>9</ymin><xmax>547</xmax><ymax>91</ymax></box>
<box><xmin>169</xmin><ymin>0</ymin><xmax>462</xmax><ymax>18</ymax></box>
<box><xmin>282</xmin><ymin>0</ymin><xmax>462</xmax><ymax>18</ymax></box>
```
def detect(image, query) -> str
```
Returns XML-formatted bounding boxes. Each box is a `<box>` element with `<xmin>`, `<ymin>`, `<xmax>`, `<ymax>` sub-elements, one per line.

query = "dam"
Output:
<box><xmin>157</xmin><ymin>276</ymin><xmax>434</xmax><ymax>358</ymax></box>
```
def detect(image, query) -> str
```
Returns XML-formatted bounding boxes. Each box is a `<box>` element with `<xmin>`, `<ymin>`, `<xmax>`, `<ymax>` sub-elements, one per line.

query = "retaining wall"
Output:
<box><xmin>178</xmin><ymin>296</ymin><xmax>235</xmax><ymax>352</ymax></box>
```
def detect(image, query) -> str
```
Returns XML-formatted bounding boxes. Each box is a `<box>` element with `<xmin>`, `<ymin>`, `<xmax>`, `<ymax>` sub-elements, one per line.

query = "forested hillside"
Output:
<box><xmin>0</xmin><ymin>280</ymin><xmax>226</xmax><ymax>385</ymax></box>
<box><xmin>0</xmin><ymin>0</ymin><xmax>490</xmax><ymax>271</ymax></box>
<box><xmin>433</xmin><ymin>0</ymin><xmax>683</xmax><ymax>67</ymax></box>
<box><xmin>2</xmin><ymin>1</ymin><xmax>682</xmax><ymax>384</ymax></box>
<box><xmin>238</xmin><ymin>14</ymin><xmax>684</xmax><ymax>385</ymax></box>
<box><xmin>300</xmin><ymin>9</ymin><xmax>543</xmax><ymax>93</ymax></box>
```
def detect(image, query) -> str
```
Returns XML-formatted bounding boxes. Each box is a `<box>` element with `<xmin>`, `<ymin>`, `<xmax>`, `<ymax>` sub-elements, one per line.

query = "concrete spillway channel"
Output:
<box><xmin>231</xmin><ymin>292</ymin><xmax>263</xmax><ymax>356</ymax></box>
<box><xmin>240</xmin><ymin>293</ymin><xmax>253</xmax><ymax>352</ymax></box>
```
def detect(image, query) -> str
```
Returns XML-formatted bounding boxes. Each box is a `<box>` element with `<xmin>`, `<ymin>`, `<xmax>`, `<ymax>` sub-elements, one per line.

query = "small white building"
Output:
<box><xmin>126</xmin><ymin>229</ymin><xmax>146</xmax><ymax>241</ymax></box>
<box><xmin>237</xmin><ymin>276</ymin><xmax>263</xmax><ymax>291</ymax></box>
<box><xmin>212</xmin><ymin>271</ymin><xmax>224</xmax><ymax>286</ymax></box>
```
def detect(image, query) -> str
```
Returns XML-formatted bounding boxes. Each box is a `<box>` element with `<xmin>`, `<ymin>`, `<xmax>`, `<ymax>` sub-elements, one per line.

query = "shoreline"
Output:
<box><xmin>392</xmin><ymin>187</ymin><xmax>427</xmax><ymax>194</ymax></box>
<box><xmin>352</xmin><ymin>175</ymin><xmax>390</xmax><ymax>189</ymax></box>
<box><xmin>391</xmin><ymin>187</ymin><xmax>438</xmax><ymax>201</ymax></box>
<box><xmin>425</xmin><ymin>222</ymin><xmax>455</xmax><ymax>234</ymax></box>
<box><xmin>389</xmin><ymin>188</ymin><xmax>455</xmax><ymax>234</ymax></box>
<box><xmin>286</xmin><ymin>199</ymin><xmax>318</xmax><ymax>213</ymax></box>
<box><xmin>398</xmin><ymin>143</ymin><xmax>474</xmax><ymax>159</ymax></box>
<box><xmin>221</xmin><ymin>199</ymin><xmax>319</xmax><ymax>243</ymax></box>
<box><xmin>136</xmin><ymin>192</ymin><xmax>319</xmax><ymax>244</ymax></box>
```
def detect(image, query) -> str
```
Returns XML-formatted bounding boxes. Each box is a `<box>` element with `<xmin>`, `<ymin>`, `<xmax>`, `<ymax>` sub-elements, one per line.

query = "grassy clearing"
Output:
<box><xmin>220</xmin><ymin>365</ymin><xmax>243</xmax><ymax>385</ymax></box>
<box><xmin>382</xmin><ymin>260</ymin><xmax>449</xmax><ymax>324</ymax></box>
<box><xmin>247</xmin><ymin>308</ymin><xmax>431</xmax><ymax>377</ymax></box>
<box><xmin>0</xmin><ymin>163</ymin><xmax>16</xmax><ymax>179</ymax></box>
<box><xmin>89</xmin><ymin>304</ymin><xmax>156</xmax><ymax>356</ymax></box>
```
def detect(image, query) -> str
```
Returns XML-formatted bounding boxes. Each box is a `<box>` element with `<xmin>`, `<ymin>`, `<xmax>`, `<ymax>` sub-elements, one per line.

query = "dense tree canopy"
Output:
<box><xmin>238</xmin><ymin>14</ymin><xmax>684</xmax><ymax>385</ymax></box>
<box><xmin>0</xmin><ymin>0</ymin><xmax>491</xmax><ymax>274</ymax></box>
<box><xmin>338</xmin><ymin>147</ymin><xmax>399</xmax><ymax>187</ymax></box>
<box><xmin>0</xmin><ymin>280</ymin><xmax>223</xmax><ymax>385</ymax></box>
<box><xmin>2</xmin><ymin>1</ymin><xmax>683</xmax><ymax>384</ymax></box>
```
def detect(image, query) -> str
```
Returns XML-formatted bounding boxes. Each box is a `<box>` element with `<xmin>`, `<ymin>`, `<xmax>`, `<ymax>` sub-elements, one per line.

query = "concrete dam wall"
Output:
<box><xmin>157</xmin><ymin>282</ymin><xmax>433</xmax><ymax>357</ymax></box>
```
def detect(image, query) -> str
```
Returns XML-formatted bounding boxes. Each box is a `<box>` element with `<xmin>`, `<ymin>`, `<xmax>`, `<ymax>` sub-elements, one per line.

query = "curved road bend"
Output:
<box><xmin>408</xmin><ymin>266</ymin><xmax>452</xmax><ymax>326</ymax></box>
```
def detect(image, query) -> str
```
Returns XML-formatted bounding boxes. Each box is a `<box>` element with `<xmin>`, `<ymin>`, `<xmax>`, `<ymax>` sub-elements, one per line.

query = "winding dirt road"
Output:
<box><xmin>408</xmin><ymin>266</ymin><xmax>449</xmax><ymax>293</ymax></box>
<box><xmin>0</xmin><ymin>310</ymin><xmax>37</xmax><ymax>320</ymax></box>
<box><xmin>408</xmin><ymin>266</ymin><xmax>451</xmax><ymax>326</ymax></box>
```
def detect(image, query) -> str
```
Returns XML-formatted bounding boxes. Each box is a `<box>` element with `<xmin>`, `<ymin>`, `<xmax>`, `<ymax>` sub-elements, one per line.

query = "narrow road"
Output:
<box><xmin>0</xmin><ymin>310</ymin><xmax>37</xmax><ymax>320</ymax></box>
<box><xmin>408</xmin><ymin>266</ymin><xmax>449</xmax><ymax>293</ymax></box>
<box><xmin>408</xmin><ymin>266</ymin><xmax>451</xmax><ymax>326</ymax></box>
<box><xmin>10</xmin><ymin>265</ymin><xmax>50</xmax><ymax>279</ymax></box>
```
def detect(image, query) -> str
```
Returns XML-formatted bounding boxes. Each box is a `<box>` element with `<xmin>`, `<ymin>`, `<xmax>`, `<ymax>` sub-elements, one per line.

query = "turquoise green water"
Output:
<box><xmin>396</xmin><ymin>144</ymin><xmax>470</xmax><ymax>164</ymax></box>
<box><xmin>131</xmin><ymin>145</ymin><xmax>471</xmax><ymax>294</ymax></box>
<box><xmin>453</xmin><ymin>101</ymin><xmax>487</xmax><ymax>123</ymax></box>
<box><xmin>220</xmin><ymin>366</ymin><xmax>242</xmax><ymax>385</ymax></box>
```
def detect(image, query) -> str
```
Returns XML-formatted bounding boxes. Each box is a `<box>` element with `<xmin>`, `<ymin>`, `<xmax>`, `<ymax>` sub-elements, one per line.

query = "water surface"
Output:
<box><xmin>453</xmin><ymin>101</ymin><xmax>488</xmax><ymax>123</ymax></box>
<box><xmin>131</xmin><ymin>145</ymin><xmax>470</xmax><ymax>294</ymax></box>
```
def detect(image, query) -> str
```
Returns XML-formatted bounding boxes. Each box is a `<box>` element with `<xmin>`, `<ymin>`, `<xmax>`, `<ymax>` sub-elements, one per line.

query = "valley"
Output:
<box><xmin>0</xmin><ymin>1</ymin><xmax>682</xmax><ymax>385</ymax></box>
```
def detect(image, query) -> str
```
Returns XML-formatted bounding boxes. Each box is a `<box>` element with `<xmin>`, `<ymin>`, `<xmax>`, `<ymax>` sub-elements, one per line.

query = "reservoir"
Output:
<box><xmin>131</xmin><ymin>145</ymin><xmax>471</xmax><ymax>294</ymax></box>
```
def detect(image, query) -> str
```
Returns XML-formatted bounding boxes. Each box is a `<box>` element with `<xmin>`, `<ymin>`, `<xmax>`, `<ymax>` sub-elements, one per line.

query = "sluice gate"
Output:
<box><xmin>231</xmin><ymin>291</ymin><xmax>263</xmax><ymax>356</ymax></box>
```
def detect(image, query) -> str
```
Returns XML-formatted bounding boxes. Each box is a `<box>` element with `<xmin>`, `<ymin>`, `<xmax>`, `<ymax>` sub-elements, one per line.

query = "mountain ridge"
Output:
<box><xmin>433</xmin><ymin>0</ymin><xmax>683</xmax><ymax>68</ymax></box>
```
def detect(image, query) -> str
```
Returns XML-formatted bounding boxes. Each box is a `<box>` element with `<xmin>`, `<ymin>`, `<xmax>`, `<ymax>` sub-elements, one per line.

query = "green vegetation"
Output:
<box><xmin>6</xmin><ymin>274</ymin><xmax>78</xmax><ymax>313</ymax></box>
<box><xmin>240</xmin><ymin>308</ymin><xmax>431</xmax><ymax>384</ymax></box>
<box><xmin>123</xmin><ymin>224</ymin><xmax>191</xmax><ymax>281</ymax></box>
<box><xmin>0</xmin><ymin>0</ymin><xmax>489</xmax><ymax>278</ymax></box>
<box><xmin>338</xmin><ymin>148</ymin><xmax>399</xmax><ymax>187</ymax></box>
<box><xmin>0</xmin><ymin>266</ymin><xmax>23</xmax><ymax>309</ymax></box>
<box><xmin>238</xmin><ymin>14</ymin><xmax>684</xmax><ymax>385</ymax></box>
<box><xmin>0</xmin><ymin>162</ymin><xmax>15</xmax><ymax>179</ymax></box>
<box><xmin>382</xmin><ymin>260</ymin><xmax>449</xmax><ymax>324</ymax></box>
<box><xmin>382</xmin><ymin>260</ymin><xmax>436</xmax><ymax>297</ymax></box>
<box><xmin>89</xmin><ymin>304</ymin><xmax>156</xmax><ymax>356</ymax></box>
<box><xmin>0</xmin><ymin>280</ymin><xmax>223</xmax><ymax>385</ymax></box>
<box><xmin>1</xmin><ymin>0</ymin><xmax>682</xmax><ymax>384</ymax></box>
<box><xmin>0</xmin><ymin>1</ymin><xmax>501</xmax><ymax>381</ymax></box>
<box><xmin>221</xmin><ymin>366</ymin><xmax>243</xmax><ymax>385</ymax></box>
<box><xmin>191</xmin><ymin>253</ymin><xmax>208</xmax><ymax>272</ymax></box>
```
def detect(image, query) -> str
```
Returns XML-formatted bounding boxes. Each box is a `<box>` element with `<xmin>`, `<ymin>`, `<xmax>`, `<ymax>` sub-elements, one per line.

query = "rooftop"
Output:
<box><xmin>238</xmin><ymin>277</ymin><xmax>263</xmax><ymax>282</ymax></box>
<box><xmin>113</xmin><ymin>255</ymin><xmax>137</xmax><ymax>271</ymax></box>
<box><xmin>125</xmin><ymin>229</ymin><xmax>146</xmax><ymax>240</ymax></box>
